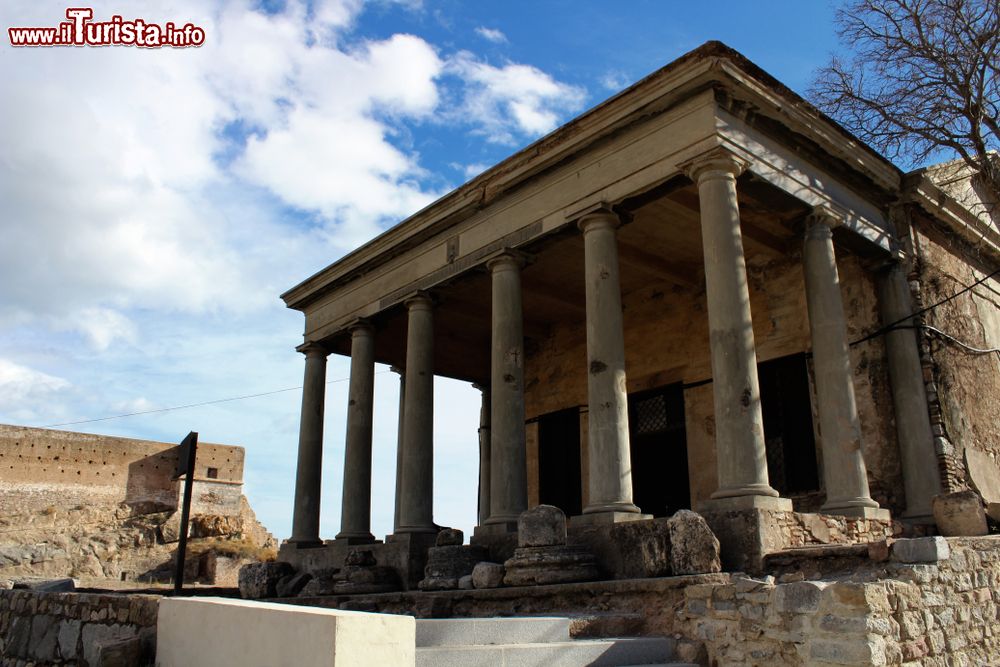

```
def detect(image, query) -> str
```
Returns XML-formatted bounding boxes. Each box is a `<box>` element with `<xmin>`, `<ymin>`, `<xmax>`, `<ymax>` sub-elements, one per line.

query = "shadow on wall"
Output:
<box><xmin>126</xmin><ymin>450</ymin><xmax>181</xmax><ymax>513</ymax></box>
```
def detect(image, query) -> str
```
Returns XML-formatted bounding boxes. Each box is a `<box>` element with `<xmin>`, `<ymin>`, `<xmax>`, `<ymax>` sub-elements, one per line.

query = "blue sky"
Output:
<box><xmin>1</xmin><ymin>0</ymin><xmax>842</xmax><ymax>541</ymax></box>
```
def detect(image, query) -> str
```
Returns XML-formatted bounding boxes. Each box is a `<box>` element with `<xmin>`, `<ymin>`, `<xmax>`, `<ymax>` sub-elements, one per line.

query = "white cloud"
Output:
<box><xmin>446</xmin><ymin>51</ymin><xmax>587</xmax><ymax>144</ymax></box>
<box><xmin>475</xmin><ymin>26</ymin><xmax>507</xmax><ymax>43</ymax></box>
<box><xmin>599</xmin><ymin>69</ymin><xmax>631</xmax><ymax>92</ymax></box>
<box><xmin>0</xmin><ymin>359</ymin><xmax>71</xmax><ymax>422</ymax></box>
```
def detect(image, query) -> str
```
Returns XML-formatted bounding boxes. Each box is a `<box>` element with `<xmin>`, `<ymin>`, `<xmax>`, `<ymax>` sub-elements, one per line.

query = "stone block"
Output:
<box><xmin>276</xmin><ymin>572</ymin><xmax>312</xmax><ymax>598</ymax></box>
<box><xmin>29</xmin><ymin>615</ymin><xmax>58</xmax><ymax>662</ymax></box>
<box><xmin>436</xmin><ymin>528</ymin><xmax>463</xmax><ymax>546</ymax></box>
<box><xmin>238</xmin><ymin>561</ymin><xmax>294</xmax><ymax>599</ymax></box>
<box><xmin>892</xmin><ymin>537</ymin><xmax>951</xmax><ymax>563</ymax></box>
<box><xmin>518</xmin><ymin>505</ymin><xmax>566</xmax><ymax>547</ymax></box>
<box><xmin>11</xmin><ymin>577</ymin><xmax>76</xmax><ymax>592</ymax></box>
<box><xmin>81</xmin><ymin>624</ymin><xmax>135</xmax><ymax>667</ymax></box>
<box><xmin>57</xmin><ymin>619</ymin><xmax>81</xmax><ymax>660</ymax></box>
<box><xmin>966</xmin><ymin>448</ymin><xmax>1000</xmax><ymax>504</ymax></box>
<box><xmin>773</xmin><ymin>581</ymin><xmax>826</xmax><ymax>614</ymax></box>
<box><xmin>156</xmin><ymin>597</ymin><xmax>415</xmax><ymax>667</ymax></box>
<box><xmin>457</xmin><ymin>575</ymin><xmax>473</xmax><ymax>590</ymax></box>
<box><xmin>986</xmin><ymin>502</ymin><xmax>1000</xmax><ymax>524</ymax></box>
<box><xmin>419</xmin><ymin>545</ymin><xmax>489</xmax><ymax>591</ymax></box>
<box><xmin>503</xmin><ymin>545</ymin><xmax>598</xmax><ymax>586</ymax></box>
<box><xmin>345</xmin><ymin>549</ymin><xmax>377</xmax><ymax>566</ymax></box>
<box><xmin>932</xmin><ymin>490</ymin><xmax>988</xmax><ymax>536</ymax></box>
<box><xmin>667</xmin><ymin>510</ymin><xmax>721</xmax><ymax>575</ymax></box>
<box><xmin>471</xmin><ymin>562</ymin><xmax>505</xmax><ymax>589</ymax></box>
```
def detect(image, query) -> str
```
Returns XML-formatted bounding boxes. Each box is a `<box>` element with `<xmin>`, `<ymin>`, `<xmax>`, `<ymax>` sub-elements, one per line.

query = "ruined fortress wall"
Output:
<box><xmin>0</xmin><ymin>425</ymin><xmax>244</xmax><ymax>515</ymax></box>
<box><xmin>523</xmin><ymin>252</ymin><xmax>902</xmax><ymax>512</ymax></box>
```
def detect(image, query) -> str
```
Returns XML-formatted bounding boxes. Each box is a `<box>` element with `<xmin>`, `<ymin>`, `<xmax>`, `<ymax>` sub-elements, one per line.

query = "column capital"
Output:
<box><xmin>807</xmin><ymin>204</ymin><xmax>844</xmax><ymax>229</ymax></box>
<box><xmin>680</xmin><ymin>146</ymin><xmax>751</xmax><ymax>183</ymax></box>
<box><xmin>296</xmin><ymin>341</ymin><xmax>329</xmax><ymax>358</ymax></box>
<box><xmin>348</xmin><ymin>319</ymin><xmax>375</xmax><ymax>337</ymax></box>
<box><xmin>577</xmin><ymin>206</ymin><xmax>621</xmax><ymax>234</ymax></box>
<box><xmin>403</xmin><ymin>291</ymin><xmax>434</xmax><ymax>311</ymax></box>
<box><xmin>485</xmin><ymin>249</ymin><xmax>529</xmax><ymax>273</ymax></box>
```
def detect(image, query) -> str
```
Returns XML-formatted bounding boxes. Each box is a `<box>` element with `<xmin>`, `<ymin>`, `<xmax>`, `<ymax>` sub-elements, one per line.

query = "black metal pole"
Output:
<box><xmin>174</xmin><ymin>431</ymin><xmax>198</xmax><ymax>594</ymax></box>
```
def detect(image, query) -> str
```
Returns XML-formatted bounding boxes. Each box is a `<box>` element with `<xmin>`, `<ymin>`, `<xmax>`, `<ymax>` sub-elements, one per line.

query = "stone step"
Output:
<box><xmin>415</xmin><ymin>616</ymin><xmax>572</xmax><ymax>647</ymax></box>
<box><xmin>415</xmin><ymin>636</ymin><xmax>675</xmax><ymax>667</ymax></box>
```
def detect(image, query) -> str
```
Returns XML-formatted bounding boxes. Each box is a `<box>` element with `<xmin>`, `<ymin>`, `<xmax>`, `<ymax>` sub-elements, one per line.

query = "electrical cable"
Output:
<box><xmin>38</xmin><ymin>371</ymin><xmax>392</xmax><ymax>429</ymax></box>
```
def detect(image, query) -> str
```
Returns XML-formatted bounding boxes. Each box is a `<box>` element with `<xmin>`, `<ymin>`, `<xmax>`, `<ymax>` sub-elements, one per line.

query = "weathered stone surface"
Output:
<box><xmin>333</xmin><ymin>565</ymin><xmax>400</xmax><ymax>594</ymax></box>
<box><xmin>518</xmin><ymin>504</ymin><xmax>567</xmax><ymax>547</ymax></box>
<box><xmin>238</xmin><ymin>561</ymin><xmax>294</xmax><ymax>599</ymax></box>
<box><xmin>419</xmin><ymin>545</ymin><xmax>489</xmax><ymax>591</ymax></box>
<box><xmin>966</xmin><ymin>448</ymin><xmax>1000</xmax><ymax>504</ymax></box>
<box><xmin>345</xmin><ymin>548</ymin><xmax>377</xmax><ymax>566</ymax></box>
<box><xmin>57</xmin><ymin>618</ymin><xmax>81</xmax><ymax>659</ymax></box>
<box><xmin>933</xmin><ymin>490</ymin><xmax>989</xmax><ymax>536</ymax></box>
<box><xmin>458</xmin><ymin>574</ymin><xmax>474</xmax><ymax>590</ymax></box>
<box><xmin>94</xmin><ymin>635</ymin><xmax>142</xmax><ymax>667</ymax></box>
<box><xmin>987</xmin><ymin>502</ymin><xmax>1000</xmax><ymax>524</ymax></box>
<box><xmin>297</xmin><ymin>567</ymin><xmax>339</xmax><ymax>597</ymax></box>
<box><xmin>11</xmin><ymin>577</ymin><xmax>75</xmax><ymax>592</ymax></box>
<box><xmin>472</xmin><ymin>562</ymin><xmax>505</xmax><ymax>589</ymax></box>
<box><xmin>570</xmin><ymin>517</ymin><xmax>672</xmax><ymax>579</ymax></box>
<box><xmin>892</xmin><ymin>536</ymin><xmax>951</xmax><ymax>563</ymax></box>
<box><xmin>81</xmin><ymin>623</ymin><xmax>135</xmax><ymax>667</ymax></box>
<box><xmin>29</xmin><ymin>614</ymin><xmax>59</xmax><ymax>661</ymax></box>
<box><xmin>436</xmin><ymin>528</ymin><xmax>464</xmax><ymax>546</ymax></box>
<box><xmin>503</xmin><ymin>545</ymin><xmax>599</xmax><ymax>586</ymax></box>
<box><xmin>275</xmin><ymin>571</ymin><xmax>312</xmax><ymax>598</ymax></box>
<box><xmin>773</xmin><ymin>581</ymin><xmax>827</xmax><ymax>614</ymax></box>
<box><xmin>667</xmin><ymin>510</ymin><xmax>721</xmax><ymax>575</ymax></box>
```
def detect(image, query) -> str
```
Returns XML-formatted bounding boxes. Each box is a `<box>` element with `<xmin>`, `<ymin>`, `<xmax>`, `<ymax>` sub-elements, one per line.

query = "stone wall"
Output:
<box><xmin>0</xmin><ymin>589</ymin><xmax>159</xmax><ymax>666</ymax></box>
<box><xmin>521</xmin><ymin>250</ymin><xmax>903</xmax><ymax>514</ymax></box>
<box><xmin>0</xmin><ymin>425</ymin><xmax>245</xmax><ymax>515</ymax></box>
<box><xmin>677</xmin><ymin>536</ymin><xmax>1000</xmax><ymax>666</ymax></box>
<box><xmin>908</xmin><ymin>214</ymin><xmax>1000</xmax><ymax>493</ymax></box>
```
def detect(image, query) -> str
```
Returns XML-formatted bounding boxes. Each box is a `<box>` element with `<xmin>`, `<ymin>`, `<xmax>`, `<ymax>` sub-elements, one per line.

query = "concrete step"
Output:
<box><xmin>415</xmin><ymin>636</ymin><xmax>675</xmax><ymax>667</ymax></box>
<box><xmin>415</xmin><ymin>616</ymin><xmax>572</xmax><ymax>647</ymax></box>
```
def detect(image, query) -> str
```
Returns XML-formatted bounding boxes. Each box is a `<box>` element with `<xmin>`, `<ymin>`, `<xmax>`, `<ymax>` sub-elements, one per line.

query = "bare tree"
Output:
<box><xmin>812</xmin><ymin>0</ymin><xmax>1000</xmax><ymax>207</ymax></box>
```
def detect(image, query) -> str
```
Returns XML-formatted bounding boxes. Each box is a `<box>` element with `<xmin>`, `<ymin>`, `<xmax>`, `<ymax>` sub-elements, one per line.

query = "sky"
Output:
<box><xmin>0</xmin><ymin>0</ymin><xmax>843</xmax><ymax>542</ymax></box>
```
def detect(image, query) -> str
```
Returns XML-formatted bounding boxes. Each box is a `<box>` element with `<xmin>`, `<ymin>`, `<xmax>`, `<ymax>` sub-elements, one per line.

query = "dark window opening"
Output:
<box><xmin>537</xmin><ymin>407</ymin><xmax>582</xmax><ymax>517</ymax></box>
<box><xmin>758</xmin><ymin>353</ymin><xmax>820</xmax><ymax>498</ymax></box>
<box><xmin>628</xmin><ymin>383</ymin><xmax>689</xmax><ymax>517</ymax></box>
<box><xmin>206</xmin><ymin>467</ymin><xmax>219</xmax><ymax>479</ymax></box>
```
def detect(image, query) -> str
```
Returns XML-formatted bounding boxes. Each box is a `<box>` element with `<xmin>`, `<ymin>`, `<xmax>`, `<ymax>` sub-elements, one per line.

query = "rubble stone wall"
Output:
<box><xmin>678</xmin><ymin>536</ymin><xmax>1000</xmax><ymax>666</ymax></box>
<box><xmin>0</xmin><ymin>589</ymin><xmax>159</xmax><ymax>666</ymax></box>
<box><xmin>909</xmin><ymin>215</ymin><xmax>1000</xmax><ymax>492</ymax></box>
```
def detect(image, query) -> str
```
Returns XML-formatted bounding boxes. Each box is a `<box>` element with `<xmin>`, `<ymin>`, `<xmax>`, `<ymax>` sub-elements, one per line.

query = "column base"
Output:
<box><xmin>333</xmin><ymin>532</ymin><xmax>377</xmax><ymax>545</ymax></box>
<box><xmin>285</xmin><ymin>537</ymin><xmax>325</xmax><ymax>549</ymax></box>
<box><xmin>697</xmin><ymin>494</ymin><xmax>793</xmax><ymax>513</ymax></box>
<box><xmin>711</xmin><ymin>483</ymin><xmax>780</xmax><ymax>499</ymax></box>
<box><xmin>475</xmin><ymin>521</ymin><xmax>518</xmax><ymax>537</ymax></box>
<box><xmin>821</xmin><ymin>503</ymin><xmax>891</xmax><ymax>521</ymax></box>
<box><xmin>569</xmin><ymin>511</ymin><xmax>652</xmax><ymax>528</ymax></box>
<box><xmin>393</xmin><ymin>524</ymin><xmax>437</xmax><ymax>535</ymax></box>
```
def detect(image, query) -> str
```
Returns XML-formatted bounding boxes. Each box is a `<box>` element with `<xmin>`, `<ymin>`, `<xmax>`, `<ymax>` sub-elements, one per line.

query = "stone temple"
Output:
<box><xmin>255</xmin><ymin>41</ymin><xmax>1000</xmax><ymax>664</ymax></box>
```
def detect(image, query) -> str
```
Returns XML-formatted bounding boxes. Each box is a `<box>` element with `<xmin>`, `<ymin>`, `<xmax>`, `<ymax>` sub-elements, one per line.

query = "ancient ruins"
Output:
<box><xmin>260</xmin><ymin>41</ymin><xmax>1000</xmax><ymax>665</ymax></box>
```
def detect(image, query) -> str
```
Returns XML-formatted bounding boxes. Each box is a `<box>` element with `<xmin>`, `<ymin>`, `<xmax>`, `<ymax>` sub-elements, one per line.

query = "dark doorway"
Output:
<box><xmin>758</xmin><ymin>353</ymin><xmax>820</xmax><ymax>496</ymax></box>
<box><xmin>537</xmin><ymin>407</ymin><xmax>582</xmax><ymax>516</ymax></box>
<box><xmin>628</xmin><ymin>383</ymin><xmax>689</xmax><ymax>517</ymax></box>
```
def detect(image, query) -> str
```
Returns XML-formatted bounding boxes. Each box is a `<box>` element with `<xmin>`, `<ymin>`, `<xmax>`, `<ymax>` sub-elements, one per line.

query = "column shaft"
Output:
<box><xmin>337</xmin><ymin>323</ymin><xmax>376</xmax><ymax>542</ymax></box>
<box><xmin>579</xmin><ymin>210</ymin><xmax>640</xmax><ymax>515</ymax></box>
<box><xmin>396</xmin><ymin>295</ymin><xmax>436</xmax><ymax>533</ymax></box>
<box><xmin>689</xmin><ymin>152</ymin><xmax>779</xmax><ymax>502</ymax></box>
<box><xmin>392</xmin><ymin>367</ymin><xmax>405</xmax><ymax>532</ymax></box>
<box><xmin>487</xmin><ymin>255</ymin><xmax>528</xmax><ymax>525</ymax></box>
<box><xmin>803</xmin><ymin>215</ymin><xmax>881</xmax><ymax>515</ymax></box>
<box><xmin>878</xmin><ymin>262</ymin><xmax>941</xmax><ymax>518</ymax></box>
<box><xmin>289</xmin><ymin>342</ymin><xmax>328</xmax><ymax>545</ymax></box>
<box><xmin>476</xmin><ymin>386</ymin><xmax>492</xmax><ymax>526</ymax></box>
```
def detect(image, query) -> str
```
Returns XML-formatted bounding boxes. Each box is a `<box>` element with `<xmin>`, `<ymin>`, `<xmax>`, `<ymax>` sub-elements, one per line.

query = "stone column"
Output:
<box><xmin>336</xmin><ymin>322</ymin><xmax>376</xmax><ymax>543</ymax></box>
<box><xmin>577</xmin><ymin>209</ymin><xmax>642</xmax><ymax>518</ymax></box>
<box><xmin>486</xmin><ymin>253</ymin><xmax>528</xmax><ymax>527</ymax></box>
<box><xmin>396</xmin><ymin>294</ymin><xmax>436</xmax><ymax>533</ymax></box>
<box><xmin>878</xmin><ymin>261</ymin><xmax>941</xmax><ymax>519</ymax></box>
<box><xmin>475</xmin><ymin>384</ymin><xmax>492</xmax><ymax>526</ymax></box>
<box><xmin>289</xmin><ymin>341</ymin><xmax>328</xmax><ymax>546</ymax></box>
<box><xmin>684</xmin><ymin>148</ymin><xmax>787</xmax><ymax>510</ymax></box>
<box><xmin>803</xmin><ymin>209</ymin><xmax>886</xmax><ymax>518</ymax></box>
<box><xmin>391</xmin><ymin>366</ymin><xmax>405</xmax><ymax>532</ymax></box>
